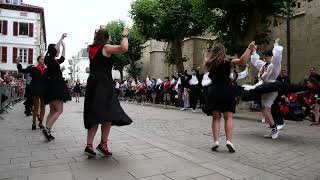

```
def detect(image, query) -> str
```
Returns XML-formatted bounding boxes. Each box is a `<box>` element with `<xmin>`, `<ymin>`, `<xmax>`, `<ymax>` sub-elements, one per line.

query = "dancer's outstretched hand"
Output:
<box><xmin>62</xmin><ymin>33</ymin><xmax>67</xmax><ymax>39</ymax></box>
<box><xmin>122</xmin><ymin>28</ymin><xmax>129</xmax><ymax>37</ymax></box>
<box><xmin>248</xmin><ymin>41</ymin><xmax>255</xmax><ymax>50</ymax></box>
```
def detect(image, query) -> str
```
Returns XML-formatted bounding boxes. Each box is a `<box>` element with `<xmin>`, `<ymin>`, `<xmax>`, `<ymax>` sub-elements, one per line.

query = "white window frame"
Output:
<box><xmin>0</xmin><ymin>47</ymin><xmax>2</xmax><ymax>63</ymax></box>
<box><xmin>0</xmin><ymin>20</ymin><xmax>2</xmax><ymax>34</ymax></box>
<box><xmin>19</xmin><ymin>48</ymin><xmax>28</xmax><ymax>63</ymax></box>
<box><xmin>18</xmin><ymin>22</ymin><xmax>29</xmax><ymax>36</ymax></box>
<box><xmin>12</xmin><ymin>0</ymin><xmax>20</xmax><ymax>5</ymax></box>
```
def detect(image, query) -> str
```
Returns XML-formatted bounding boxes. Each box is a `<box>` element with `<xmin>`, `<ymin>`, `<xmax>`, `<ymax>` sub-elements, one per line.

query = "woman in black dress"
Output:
<box><xmin>73</xmin><ymin>79</ymin><xmax>81</xmax><ymax>102</ymax></box>
<box><xmin>42</xmin><ymin>33</ymin><xmax>71</xmax><ymax>141</ymax></box>
<box><xmin>84</xmin><ymin>28</ymin><xmax>132</xmax><ymax>156</ymax></box>
<box><xmin>204</xmin><ymin>41</ymin><xmax>255</xmax><ymax>153</ymax></box>
<box><xmin>17</xmin><ymin>55</ymin><xmax>47</xmax><ymax>130</ymax></box>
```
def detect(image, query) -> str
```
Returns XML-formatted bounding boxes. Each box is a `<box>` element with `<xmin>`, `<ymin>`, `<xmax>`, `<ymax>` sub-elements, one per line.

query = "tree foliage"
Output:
<box><xmin>206</xmin><ymin>0</ymin><xmax>312</xmax><ymax>55</ymax></box>
<box><xmin>131</xmin><ymin>0</ymin><xmax>213</xmax><ymax>72</ymax></box>
<box><xmin>106</xmin><ymin>20</ymin><xmax>145</xmax><ymax>80</ymax></box>
<box><xmin>126</xmin><ymin>62</ymin><xmax>143</xmax><ymax>80</ymax></box>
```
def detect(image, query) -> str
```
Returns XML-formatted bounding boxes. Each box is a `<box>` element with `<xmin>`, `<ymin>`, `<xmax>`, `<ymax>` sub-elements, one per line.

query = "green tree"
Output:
<box><xmin>206</xmin><ymin>0</ymin><xmax>312</xmax><ymax>55</ymax></box>
<box><xmin>106</xmin><ymin>20</ymin><xmax>129</xmax><ymax>80</ymax></box>
<box><xmin>106</xmin><ymin>21</ymin><xmax>145</xmax><ymax>80</ymax></box>
<box><xmin>126</xmin><ymin>62</ymin><xmax>143</xmax><ymax>80</ymax></box>
<box><xmin>131</xmin><ymin>0</ymin><xmax>213</xmax><ymax>72</ymax></box>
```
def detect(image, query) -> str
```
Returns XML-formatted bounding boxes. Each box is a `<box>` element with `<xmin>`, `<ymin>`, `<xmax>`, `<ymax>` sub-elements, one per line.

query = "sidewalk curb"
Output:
<box><xmin>121</xmin><ymin>100</ymin><xmax>261</xmax><ymax>122</ymax></box>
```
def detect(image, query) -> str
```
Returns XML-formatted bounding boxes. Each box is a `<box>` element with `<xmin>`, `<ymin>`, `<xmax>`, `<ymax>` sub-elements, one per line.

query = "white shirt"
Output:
<box><xmin>170</xmin><ymin>79</ymin><xmax>176</xmax><ymax>85</ymax></box>
<box><xmin>189</xmin><ymin>75</ymin><xmax>199</xmax><ymax>85</ymax></box>
<box><xmin>251</xmin><ymin>42</ymin><xmax>283</xmax><ymax>84</ymax></box>
<box><xmin>115</xmin><ymin>82</ymin><xmax>120</xmax><ymax>89</ymax></box>
<box><xmin>237</xmin><ymin>67</ymin><xmax>249</xmax><ymax>80</ymax></box>
<box><xmin>156</xmin><ymin>79</ymin><xmax>163</xmax><ymax>86</ymax></box>
<box><xmin>177</xmin><ymin>78</ymin><xmax>181</xmax><ymax>85</ymax></box>
<box><xmin>146</xmin><ymin>78</ymin><xmax>152</xmax><ymax>87</ymax></box>
<box><xmin>201</xmin><ymin>72</ymin><xmax>212</xmax><ymax>87</ymax></box>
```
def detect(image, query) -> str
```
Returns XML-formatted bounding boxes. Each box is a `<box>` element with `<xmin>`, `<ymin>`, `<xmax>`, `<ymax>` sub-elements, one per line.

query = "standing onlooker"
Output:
<box><xmin>114</xmin><ymin>79</ymin><xmax>120</xmax><ymax>97</ymax></box>
<box><xmin>177</xmin><ymin>72</ymin><xmax>187</xmax><ymax>108</ymax></box>
<box><xmin>73</xmin><ymin>79</ymin><xmax>81</xmax><ymax>103</ymax></box>
<box><xmin>182</xmin><ymin>87</ymin><xmax>190</xmax><ymax>110</ymax></box>
<box><xmin>150</xmin><ymin>78</ymin><xmax>157</xmax><ymax>104</ymax></box>
<box><xmin>277</xmin><ymin>69</ymin><xmax>291</xmax><ymax>84</ymax></box>
<box><xmin>188</xmin><ymin>68</ymin><xmax>202</xmax><ymax>112</ymax></box>
<box><xmin>163</xmin><ymin>77</ymin><xmax>171</xmax><ymax>108</ymax></box>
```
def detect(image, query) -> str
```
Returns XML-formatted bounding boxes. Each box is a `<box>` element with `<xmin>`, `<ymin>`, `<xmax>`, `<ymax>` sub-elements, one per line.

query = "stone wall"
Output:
<box><xmin>139</xmin><ymin>2</ymin><xmax>320</xmax><ymax>83</ymax></box>
<box><xmin>139</xmin><ymin>37</ymin><xmax>212</xmax><ymax>81</ymax></box>
<box><xmin>269</xmin><ymin>0</ymin><xmax>320</xmax><ymax>83</ymax></box>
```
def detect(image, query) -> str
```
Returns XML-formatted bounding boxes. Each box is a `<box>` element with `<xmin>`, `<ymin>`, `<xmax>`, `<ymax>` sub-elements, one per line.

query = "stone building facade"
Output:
<box><xmin>139</xmin><ymin>37</ymin><xmax>211</xmax><ymax>80</ymax></box>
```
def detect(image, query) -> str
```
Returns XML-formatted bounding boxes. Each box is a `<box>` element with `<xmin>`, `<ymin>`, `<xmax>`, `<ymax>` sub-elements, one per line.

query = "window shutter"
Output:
<box><xmin>3</xmin><ymin>20</ymin><xmax>8</xmax><ymax>35</ymax></box>
<box><xmin>13</xmin><ymin>47</ymin><xmax>18</xmax><ymax>63</ymax></box>
<box><xmin>2</xmin><ymin>47</ymin><xmax>7</xmax><ymax>63</ymax></box>
<box><xmin>28</xmin><ymin>48</ymin><xmax>33</xmax><ymax>64</ymax></box>
<box><xmin>13</xmin><ymin>21</ymin><xmax>18</xmax><ymax>36</ymax></box>
<box><xmin>28</xmin><ymin>23</ymin><xmax>33</xmax><ymax>37</ymax></box>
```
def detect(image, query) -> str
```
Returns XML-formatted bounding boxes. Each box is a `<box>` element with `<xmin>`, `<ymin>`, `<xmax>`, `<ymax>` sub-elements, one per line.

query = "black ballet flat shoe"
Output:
<box><xmin>41</xmin><ymin>129</ymin><xmax>51</xmax><ymax>141</ymax></box>
<box><xmin>48</xmin><ymin>133</ymin><xmax>55</xmax><ymax>141</ymax></box>
<box><xmin>32</xmin><ymin>124</ymin><xmax>36</xmax><ymax>130</ymax></box>
<box><xmin>38</xmin><ymin>123</ymin><xmax>45</xmax><ymax>129</ymax></box>
<box><xmin>96</xmin><ymin>144</ymin><xmax>112</xmax><ymax>156</ymax></box>
<box><xmin>84</xmin><ymin>147</ymin><xmax>96</xmax><ymax>157</ymax></box>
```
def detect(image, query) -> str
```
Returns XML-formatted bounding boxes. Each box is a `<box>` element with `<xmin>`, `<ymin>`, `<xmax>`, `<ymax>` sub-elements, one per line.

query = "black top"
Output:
<box><xmin>89</xmin><ymin>45</ymin><xmax>113</xmax><ymax>77</ymax></box>
<box><xmin>44</xmin><ymin>56</ymin><xmax>65</xmax><ymax>80</ymax></box>
<box><xmin>17</xmin><ymin>64</ymin><xmax>46</xmax><ymax>87</ymax></box>
<box><xmin>75</xmin><ymin>82</ymin><xmax>81</xmax><ymax>88</ymax></box>
<box><xmin>208</xmin><ymin>60</ymin><xmax>232</xmax><ymax>87</ymax></box>
<box><xmin>277</xmin><ymin>75</ymin><xmax>291</xmax><ymax>84</ymax></box>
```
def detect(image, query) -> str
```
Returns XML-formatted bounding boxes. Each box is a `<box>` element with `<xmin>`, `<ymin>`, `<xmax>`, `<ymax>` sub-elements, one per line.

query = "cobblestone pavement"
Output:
<box><xmin>0</xmin><ymin>98</ymin><xmax>319</xmax><ymax>180</ymax></box>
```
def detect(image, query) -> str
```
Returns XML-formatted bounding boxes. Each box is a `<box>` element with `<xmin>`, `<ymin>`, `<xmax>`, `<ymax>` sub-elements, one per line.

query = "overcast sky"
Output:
<box><xmin>24</xmin><ymin>0</ymin><xmax>133</xmax><ymax>60</ymax></box>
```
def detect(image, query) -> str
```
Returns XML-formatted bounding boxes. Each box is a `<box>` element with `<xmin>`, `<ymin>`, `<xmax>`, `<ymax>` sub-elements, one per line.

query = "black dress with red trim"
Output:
<box><xmin>44</xmin><ymin>56</ymin><xmax>71</xmax><ymax>104</ymax></box>
<box><xmin>83</xmin><ymin>44</ymin><xmax>133</xmax><ymax>129</ymax></box>
<box><xmin>17</xmin><ymin>64</ymin><xmax>47</xmax><ymax>97</ymax></box>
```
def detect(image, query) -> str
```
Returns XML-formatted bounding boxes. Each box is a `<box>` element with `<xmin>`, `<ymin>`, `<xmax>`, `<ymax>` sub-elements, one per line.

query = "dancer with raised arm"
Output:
<box><xmin>250</xmin><ymin>38</ymin><xmax>284</xmax><ymax>139</ymax></box>
<box><xmin>17</xmin><ymin>55</ymin><xmax>47</xmax><ymax>130</ymax></box>
<box><xmin>203</xmin><ymin>41</ymin><xmax>255</xmax><ymax>153</ymax></box>
<box><xmin>84</xmin><ymin>28</ymin><xmax>133</xmax><ymax>157</ymax></box>
<box><xmin>42</xmin><ymin>33</ymin><xmax>71</xmax><ymax>141</ymax></box>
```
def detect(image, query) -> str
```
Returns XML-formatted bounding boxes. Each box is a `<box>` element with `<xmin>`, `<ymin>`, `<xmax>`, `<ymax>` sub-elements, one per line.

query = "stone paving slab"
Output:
<box><xmin>0</xmin><ymin>99</ymin><xmax>319</xmax><ymax>180</ymax></box>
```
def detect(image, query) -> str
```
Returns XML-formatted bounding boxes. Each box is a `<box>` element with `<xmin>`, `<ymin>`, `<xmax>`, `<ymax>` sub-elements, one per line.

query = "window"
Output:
<box><xmin>19</xmin><ymin>22</ymin><xmax>28</xmax><ymax>36</ymax></box>
<box><xmin>1</xmin><ymin>47</ymin><xmax>7</xmax><ymax>63</ymax></box>
<box><xmin>12</xmin><ymin>0</ymin><xmax>19</xmax><ymax>4</ymax></box>
<box><xmin>19</xmin><ymin>48</ymin><xmax>27</xmax><ymax>63</ymax></box>
<box><xmin>0</xmin><ymin>21</ymin><xmax>2</xmax><ymax>34</ymax></box>
<box><xmin>5</xmin><ymin>0</ymin><xmax>11</xmax><ymax>4</ymax></box>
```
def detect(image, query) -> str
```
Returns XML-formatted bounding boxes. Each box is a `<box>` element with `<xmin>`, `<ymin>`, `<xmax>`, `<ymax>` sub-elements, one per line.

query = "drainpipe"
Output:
<box><xmin>286</xmin><ymin>4</ymin><xmax>291</xmax><ymax>79</ymax></box>
<box><xmin>287</xmin><ymin>16</ymin><xmax>291</xmax><ymax>79</ymax></box>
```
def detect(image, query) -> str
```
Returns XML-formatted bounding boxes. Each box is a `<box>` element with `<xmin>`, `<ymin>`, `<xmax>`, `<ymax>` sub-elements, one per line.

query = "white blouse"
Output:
<box><xmin>201</xmin><ymin>72</ymin><xmax>212</xmax><ymax>87</ymax></box>
<box><xmin>251</xmin><ymin>42</ymin><xmax>284</xmax><ymax>84</ymax></box>
<box><xmin>189</xmin><ymin>75</ymin><xmax>199</xmax><ymax>85</ymax></box>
